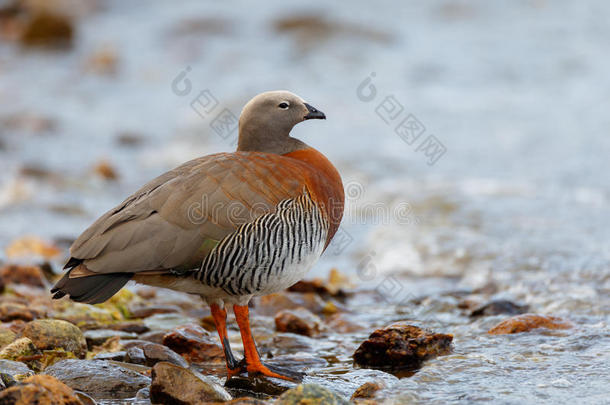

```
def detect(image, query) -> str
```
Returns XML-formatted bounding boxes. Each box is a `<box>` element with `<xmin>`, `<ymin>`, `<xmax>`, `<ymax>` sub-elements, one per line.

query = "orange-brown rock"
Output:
<box><xmin>0</xmin><ymin>374</ymin><xmax>82</xmax><ymax>405</ymax></box>
<box><xmin>0</xmin><ymin>383</ymin><xmax>56</xmax><ymax>404</ymax></box>
<box><xmin>0</xmin><ymin>302</ymin><xmax>45</xmax><ymax>322</ymax></box>
<box><xmin>351</xmin><ymin>381</ymin><xmax>385</xmax><ymax>400</ymax></box>
<box><xmin>255</xmin><ymin>292</ymin><xmax>326</xmax><ymax>316</ymax></box>
<box><xmin>93</xmin><ymin>160</ymin><xmax>118</xmax><ymax>180</ymax></box>
<box><xmin>162</xmin><ymin>324</ymin><xmax>224</xmax><ymax>363</ymax></box>
<box><xmin>0</xmin><ymin>327</ymin><xmax>17</xmax><ymax>347</ymax></box>
<box><xmin>20</xmin><ymin>319</ymin><xmax>87</xmax><ymax>358</ymax></box>
<box><xmin>0</xmin><ymin>265</ymin><xmax>46</xmax><ymax>288</ymax></box>
<box><xmin>488</xmin><ymin>314</ymin><xmax>573</xmax><ymax>335</ymax></box>
<box><xmin>20</xmin><ymin>12</ymin><xmax>73</xmax><ymax>49</ymax></box>
<box><xmin>128</xmin><ymin>304</ymin><xmax>180</xmax><ymax>319</ymax></box>
<box><xmin>353</xmin><ymin>323</ymin><xmax>453</xmax><ymax>370</ymax></box>
<box><xmin>274</xmin><ymin>308</ymin><xmax>323</xmax><ymax>337</ymax></box>
<box><xmin>288</xmin><ymin>268</ymin><xmax>352</xmax><ymax>299</ymax></box>
<box><xmin>24</xmin><ymin>375</ymin><xmax>82</xmax><ymax>404</ymax></box>
<box><xmin>150</xmin><ymin>362</ymin><xmax>231</xmax><ymax>404</ymax></box>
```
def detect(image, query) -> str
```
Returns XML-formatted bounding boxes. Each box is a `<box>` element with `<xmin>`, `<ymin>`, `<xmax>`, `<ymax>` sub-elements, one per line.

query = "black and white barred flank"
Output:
<box><xmin>193</xmin><ymin>190</ymin><xmax>328</xmax><ymax>296</ymax></box>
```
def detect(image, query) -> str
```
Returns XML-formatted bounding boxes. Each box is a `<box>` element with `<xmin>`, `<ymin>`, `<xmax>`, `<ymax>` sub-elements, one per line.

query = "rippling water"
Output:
<box><xmin>0</xmin><ymin>0</ymin><xmax>608</xmax><ymax>403</ymax></box>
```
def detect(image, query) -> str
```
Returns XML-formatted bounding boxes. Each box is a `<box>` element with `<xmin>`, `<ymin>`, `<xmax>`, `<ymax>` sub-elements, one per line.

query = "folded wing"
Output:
<box><xmin>69</xmin><ymin>152</ymin><xmax>312</xmax><ymax>274</ymax></box>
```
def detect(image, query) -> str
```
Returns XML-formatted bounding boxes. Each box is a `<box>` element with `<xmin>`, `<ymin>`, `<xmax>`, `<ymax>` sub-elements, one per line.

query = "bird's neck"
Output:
<box><xmin>237</xmin><ymin>122</ymin><xmax>308</xmax><ymax>155</ymax></box>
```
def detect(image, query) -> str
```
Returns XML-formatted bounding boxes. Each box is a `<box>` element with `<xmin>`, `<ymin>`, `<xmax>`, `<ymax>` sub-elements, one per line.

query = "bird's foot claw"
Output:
<box><xmin>226</xmin><ymin>357</ymin><xmax>247</xmax><ymax>379</ymax></box>
<box><xmin>248</xmin><ymin>362</ymin><xmax>305</xmax><ymax>382</ymax></box>
<box><xmin>227</xmin><ymin>359</ymin><xmax>304</xmax><ymax>382</ymax></box>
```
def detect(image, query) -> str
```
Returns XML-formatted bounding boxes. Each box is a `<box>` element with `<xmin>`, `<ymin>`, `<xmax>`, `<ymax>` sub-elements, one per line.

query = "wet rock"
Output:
<box><xmin>0</xmin><ymin>328</ymin><xmax>16</xmax><ymax>348</ymax></box>
<box><xmin>321</xmin><ymin>300</ymin><xmax>348</xmax><ymax>315</ymax></box>
<box><xmin>162</xmin><ymin>324</ymin><xmax>224</xmax><ymax>363</ymax></box>
<box><xmin>325</xmin><ymin>313</ymin><xmax>364</xmax><ymax>333</ymax></box>
<box><xmin>4</xmin><ymin>321</ymin><xmax>27</xmax><ymax>335</ymax></box>
<box><xmin>80</xmin><ymin>320</ymin><xmax>149</xmax><ymax>334</ymax></box>
<box><xmin>93</xmin><ymin>351</ymin><xmax>126</xmax><ymax>361</ymax></box>
<box><xmin>264</xmin><ymin>354</ymin><xmax>327</xmax><ymax>371</ymax></box>
<box><xmin>6</xmin><ymin>374</ymin><xmax>82</xmax><ymax>404</ymax></box>
<box><xmin>288</xmin><ymin>268</ymin><xmax>352</xmax><ymax>299</ymax></box>
<box><xmin>123</xmin><ymin>340</ymin><xmax>189</xmax><ymax>368</ymax></box>
<box><xmin>124</xmin><ymin>346</ymin><xmax>146</xmax><ymax>365</ymax></box>
<box><xmin>0</xmin><ymin>338</ymin><xmax>40</xmax><ymax>362</ymax></box>
<box><xmin>108</xmin><ymin>360</ymin><xmax>151</xmax><ymax>375</ymax></box>
<box><xmin>0</xmin><ymin>373</ymin><xmax>19</xmax><ymax>388</ymax></box>
<box><xmin>83</xmin><ymin>329</ymin><xmax>137</xmax><ymax>349</ymax></box>
<box><xmin>222</xmin><ymin>398</ymin><xmax>267</xmax><ymax>405</ymax></box>
<box><xmin>289</xmin><ymin>279</ymin><xmax>334</xmax><ymax>296</ymax></box>
<box><xmin>0</xmin><ymin>265</ymin><xmax>46</xmax><ymax>287</ymax></box>
<box><xmin>488</xmin><ymin>314</ymin><xmax>573</xmax><ymax>335</ymax></box>
<box><xmin>275</xmin><ymin>308</ymin><xmax>324</xmax><ymax>337</ymax></box>
<box><xmin>135</xmin><ymin>386</ymin><xmax>150</xmax><ymax>401</ymax></box>
<box><xmin>74</xmin><ymin>391</ymin><xmax>96</xmax><ymax>405</ymax></box>
<box><xmin>353</xmin><ymin>323</ymin><xmax>453</xmax><ymax>370</ymax></box>
<box><xmin>36</xmin><ymin>349</ymin><xmax>78</xmax><ymax>372</ymax></box>
<box><xmin>276</xmin><ymin>384</ymin><xmax>349</xmax><ymax>405</ymax></box>
<box><xmin>21</xmin><ymin>319</ymin><xmax>87</xmax><ymax>358</ymax></box>
<box><xmin>456</xmin><ymin>297</ymin><xmax>480</xmax><ymax>311</ymax></box>
<box><xmin>351</xmin><ymin>381</ymin><xmax>385</xmax><ymax>400</ymax></box>
<box><xmin>140</xmin><ymin>330</ymin><xmax>168</xmax><ymax>345</ymax></box>
<box><xmin>0</xmin><ymin>360</ymin><xmax>33</xmax><ymax>378</ymax></box>
<box><xmin>88</xmin><ymin>336</ymin><xmax>121</xmax><ymax>357</ymax></box>
<box><xmin>44</xmin><ymin>359</ymin><xmax>150</xmax><ymax>399</ymax></box>
<box><xmin>470</xmin><ymin>300</ymin><xmax>529</xmax><ymax>317</ymax></box>
<box><xmin>129</xmin><ymin>304</ymin><xmax>181</xmax><ymax>319</ymax></box>
<box><xmin>108</xmin><ymin>321</ymin><xmax>150</xmax><ymax>334</ymax></box>
<box><xmin>150</xmin><ymin>362</ymin><xmax>231</xmax><ymax>404</ymax></box>
<box><xmin>225</xmin><ymin>374</ymin><xmax>296</xmax><ymax>396</ymax></box>
<box><xmin>0</xmin><ymin>302</ymin><xmax>45</xmax><ymax>322</ymax></box>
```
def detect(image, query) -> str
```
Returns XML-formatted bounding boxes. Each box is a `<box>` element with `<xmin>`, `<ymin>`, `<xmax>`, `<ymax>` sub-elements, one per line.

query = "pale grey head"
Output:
<box><xmin>237</xmin><ymin>90</ymin><xmax>326</xmax><ymax>154</ymax></box>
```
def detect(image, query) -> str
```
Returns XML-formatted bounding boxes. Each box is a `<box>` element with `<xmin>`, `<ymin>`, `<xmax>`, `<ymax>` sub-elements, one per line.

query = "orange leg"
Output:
<box><xmin>210</xmin><ymin>304</ymin><xmax>244</xmax><ymax>378</ymax></box>
<box><xmin>233</xmin><ymin>304</ymin><xmax>304</xmax><ymax>382</ymax></box>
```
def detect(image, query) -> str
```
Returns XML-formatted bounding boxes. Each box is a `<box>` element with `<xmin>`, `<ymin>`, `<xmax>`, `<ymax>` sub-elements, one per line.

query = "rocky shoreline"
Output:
<box><xmin>0</xmin><ymin>263</ymin><xmax>575</xmax><ymax>404</ymax></box>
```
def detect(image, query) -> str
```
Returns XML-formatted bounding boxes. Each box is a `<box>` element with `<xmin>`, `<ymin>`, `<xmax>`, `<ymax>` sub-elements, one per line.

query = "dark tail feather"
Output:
<box><xmin>63</xmin><ymin>257</ymin><xmax>82</xmax><ymax>270</ymax></box>
<box><xmin>51</xmin><ymin>269</ymin><xmax>133</xmax><ymax>305</ymax></box>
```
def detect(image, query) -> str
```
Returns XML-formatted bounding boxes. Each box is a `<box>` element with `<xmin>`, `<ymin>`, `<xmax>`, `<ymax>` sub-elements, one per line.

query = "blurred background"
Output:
<box><xmin>0</xmin><ymin>0</ymin><xmax>608</xmax><ymax>402</ymax></box>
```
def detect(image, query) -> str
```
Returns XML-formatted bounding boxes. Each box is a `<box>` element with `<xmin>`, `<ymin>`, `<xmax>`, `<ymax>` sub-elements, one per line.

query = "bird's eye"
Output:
<box><xmin>278</xmin><ymin>102</ymin><xmax>289</xmax><ymax>110</ymax></box>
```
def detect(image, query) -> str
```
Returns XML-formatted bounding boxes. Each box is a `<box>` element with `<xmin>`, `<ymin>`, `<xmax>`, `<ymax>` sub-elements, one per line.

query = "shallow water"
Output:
<box><xmin>0</xmin><ymin>0</ymin><xmax>609</xmax><ymax>403</ymax></box>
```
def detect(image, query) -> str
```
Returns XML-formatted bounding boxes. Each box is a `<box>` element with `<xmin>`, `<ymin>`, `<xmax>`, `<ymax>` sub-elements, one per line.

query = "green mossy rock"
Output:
<box><xmin>276</xmin><ymin>384</ymin><xmax>349</xmax><ymax>405</ymax></box>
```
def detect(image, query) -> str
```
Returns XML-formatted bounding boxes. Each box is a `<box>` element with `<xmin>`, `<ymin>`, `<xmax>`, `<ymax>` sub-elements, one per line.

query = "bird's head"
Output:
<box><xmin>237</xmin><ymin>90</ymin><xmax>325</xmax><ymax>154</ymax></box>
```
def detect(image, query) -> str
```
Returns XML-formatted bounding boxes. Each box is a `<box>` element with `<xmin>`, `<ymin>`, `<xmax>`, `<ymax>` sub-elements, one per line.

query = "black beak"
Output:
<box><xmin>304</xmin><ymin>103</ymin><xmax>326</xmax><ymax>120</ymax></box>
